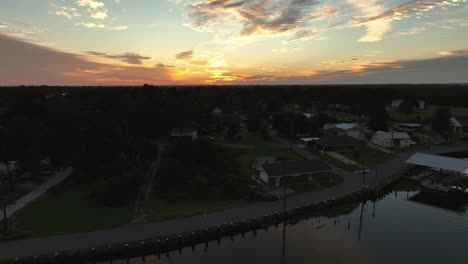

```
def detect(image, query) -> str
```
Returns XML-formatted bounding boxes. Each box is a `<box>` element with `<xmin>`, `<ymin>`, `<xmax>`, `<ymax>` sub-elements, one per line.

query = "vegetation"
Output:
<box><xmin>14</xmin><ymin>184</ymin><xmax>133</xmax><ymax>237</ymax></box>
<box><xmin>340</xmin><ymin>148</ymin><xmax>396</xmax><ymax>166</ymax></box>
<box><xmin>289</xmin><ymin>173</ymin><xmax>343</xmax><ymax>193</ymax></box>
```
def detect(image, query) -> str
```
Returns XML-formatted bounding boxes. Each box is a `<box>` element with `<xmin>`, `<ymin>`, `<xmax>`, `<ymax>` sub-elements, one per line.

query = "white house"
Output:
<box><xmin>392</xmin><ymin>98</ymin><xmax>425</xmax><ymax>109</ymax></box>
<box><xmin>303</xmin><ymin>112</ymin><xmax>314</xmax><ymax>119</ymax></box>
<box><xmin>211</xmin><ymin>107</ymin><xmax>223</xmax><ymax>116</ymax></box>
<box><xmin>0</xmin><ymin>161</ymin><xmax>18</xmax><ymax>175</ymax></box>
<box><xmin>391</xmin><ymin>99</ymin><xmax>405</xmax><ymax>109</ymax></box>
<box><xmin>322</xmin><ymin>123</ymin><xmax>363</xmax><ymax>139</ymax></box>
<box><xmin>371</xmin><ymin>131</ymin><xmax>412</xmax><ymax>148</ymax></box>
<box><xmin>416</xmin><ymin>99</ymin><xmax>425</xmax><ymax>109</ymax></box>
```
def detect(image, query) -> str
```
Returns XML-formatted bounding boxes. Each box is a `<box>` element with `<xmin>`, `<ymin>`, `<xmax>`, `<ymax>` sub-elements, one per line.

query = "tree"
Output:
<box><xmin>398</xmin><ymin>100</ymin><xmax>414</xmax><ymax>115</ymax></box>
<box><xmin>432</xmin><ymin>107</ymin><xmax>452</xmax><ymax>132</ymax></box>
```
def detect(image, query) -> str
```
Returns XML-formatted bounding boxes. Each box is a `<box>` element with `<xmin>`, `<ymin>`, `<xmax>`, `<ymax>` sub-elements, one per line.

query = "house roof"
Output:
<box><xmin>171</xmin><ymin>128</ymin><xmax>195</xmax><ymax>135</ymax></box>
<box><xmin>262</xmin><ymin>160</ymin><xmax>331</xmax><ymax>177</ymax></box>
<box><xmin>323</xmin><ymin>123</ymin><xmax>360</xmax><ymax>131</ymax></box>
<box><xmin>317</xmin><ymin>135</ymin><xmax>364</xmax><ymax>147</ymax></box>
<box><xmin>398</xmin><ymin>123</ymin><xmax>422</xmax><ymax>128</ymax></box>
<box><xmin>406</xmin><ymin>153</ymin><xmax>468</xmax><ymax>175</ymax></box>
<box><xmin>374</xmin><ymin>131</ymin><xmax>410</xmax><ymax>139</ymax></box>
<box><xmin>452</xmin><ymin>115</ymin><xmax>468</xmax><ymax>126</ymax></box>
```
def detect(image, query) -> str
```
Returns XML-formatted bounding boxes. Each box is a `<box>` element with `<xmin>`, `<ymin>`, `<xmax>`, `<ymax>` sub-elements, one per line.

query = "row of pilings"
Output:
<box><xmin>1</xmin><ymin>169</ymin><xmax>405</xmax><ymax>264</ymax></box>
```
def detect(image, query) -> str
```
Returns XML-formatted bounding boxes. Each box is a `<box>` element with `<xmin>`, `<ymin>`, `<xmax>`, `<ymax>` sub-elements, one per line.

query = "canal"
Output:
<box><xmin>107</xmin><ymin>183</ymin><xmax>468</xmax><ymax>264</ymax></box>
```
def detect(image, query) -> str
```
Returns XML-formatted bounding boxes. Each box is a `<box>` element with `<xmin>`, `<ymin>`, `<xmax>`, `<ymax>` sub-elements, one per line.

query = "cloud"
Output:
<box><xmin>76</xmin><ymin>22</ymin><xmax>105</xmax><ymax>28</ymax></box>
<box><xmin>76</xmin><ymin>0</ymin><xmax>105</xmax><ymax>10</ymax></box>
<box><xmin>157</xmin><ymin>63</ymin><xmax>175</xmax><ymax>68</ymax></box>
<box><xmin>74</xmin><ymin>23</ymin><xmax>127</xmax><ymax>30</ymax></box>
<box><xmin>91</xmin><ymin>10</ymin><xmax>109</xmax><ymax>20</ymax></box>
<box><xmin>176</xmin><ymin>49</ymin><xmax>194</xmax><ymax>60</ymax></box>
<box><xmin>0</xmin><ymin>33</ymin><xmax>175</xmax><ymax>85</ymax></box>
<box><xmin>87</xmin><ymin>51</ymin><xmax>152</xmax><ymax>64</ymax></box>
<box><xmin>52</xmin><ymin>6</ymin><xmax>82</xmax><ymax>19</ymax></box>
<box><xmin>394</xmin><ymin>27</ymin><xmax>427</xmax><ymax>36</ymax></box>
<box><xmin>438</xmin><ymin>49</ymin><xmax>468</xmax><ymax>56</ymax></box>
<box><xmin>183</xmin><ymin>0</ymin><xmax>463</xmax><ymax>42</ymax></box>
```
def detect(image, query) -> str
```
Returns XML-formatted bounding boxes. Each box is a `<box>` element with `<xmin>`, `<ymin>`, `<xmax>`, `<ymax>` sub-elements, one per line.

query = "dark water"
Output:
<box><xmin>109</xmin><ymin>188</ymin><xmax>468</xmax><ymax>264</ymax></box>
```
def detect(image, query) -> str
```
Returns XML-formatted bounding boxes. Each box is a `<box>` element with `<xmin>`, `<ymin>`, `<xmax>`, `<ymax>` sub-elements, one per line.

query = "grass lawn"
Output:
<box><xmin>387</xmin><ymin>108</ymin><xmax>433</xmax><ymax>123</ymax></box>
<box><xmin>289</xmin><ymin>173</ymin><xmax>344</xmax><ymax>193</ymax></box>
<box><xmin>223</xmin><ymin>129</ymin><xmax>303</xmax><ymax>179</ymax></box>
<box><xmin>147</xmin><ymin>198</ymin><xmax>246</xmax><ymax>222</ymax></box>
<box><xmin>14</xmin><ymin>185</ymin><xmax>133</xmax><ymax>237</ymax></box>
<box><xmin>312</xmin><ymin>150</ymin><xmax>356</xmax><ymax>171</ymax></box>
<box><xmin>340</xmin><ymin>148</ymin><xmax>396</xmax><ymax>166</ymax></box>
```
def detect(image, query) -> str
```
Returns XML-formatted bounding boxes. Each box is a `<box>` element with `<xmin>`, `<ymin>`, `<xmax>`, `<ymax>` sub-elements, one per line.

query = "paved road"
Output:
<box><xmin>1</xmin><ymin>146</ymin><xmax>467</xmax><ymax>259</ymax></box>
<box><xmin>0</xmin><ymin>168</ymin><xmax>73</xmax><ymax>222</ymax></box>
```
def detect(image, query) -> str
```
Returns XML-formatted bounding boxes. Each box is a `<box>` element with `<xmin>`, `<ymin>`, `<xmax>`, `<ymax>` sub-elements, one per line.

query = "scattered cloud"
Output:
<box><xmin>76</xmin><ymin>22</ymin><xmax>105</xmax><ymax>28</ymax></box>
<box><xmin>87</xmin><ymin>51</ymin><xmax>150</xmax><ymax>64</ymax></box>
<box><xmin>91</xmin><ymin>11</ymin><xmax>109</xmax><ymax>20</ymax></box>
<box><xmin>438</xmin><ymin>49</ymin><xmax>468</xmax><ymax>56</ymax></box>
<box><xmin>87</xmin><ymin>51</ymin><xmax>152</xmax><ymax>65</ymax></box>
<box><xmin>176</xmin><ymin>49</ymin><xmax>194</xmax><ymax>60</ymax></box>
<box><xmin>0</xmin><ymin>33</ymin><xmax>176</xmax><ymax>85</ymax></box>
<box><xmin>76</xmin><ymin>0</ymin><xmax>105</xmax><ymax>10</ymax></box>
<box><xmin>182</xmin><ymin>0</ymin><xmax>464</xmax><ymax>43</ymax></box>
<box><xmin>394</xmin><ymin>27</ymin><xmax>427</xmax><ymax>36</ymax></box>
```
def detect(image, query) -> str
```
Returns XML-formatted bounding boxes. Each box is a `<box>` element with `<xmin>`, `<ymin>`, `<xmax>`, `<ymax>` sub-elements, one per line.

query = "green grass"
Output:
<box><xmin>14</xmin><ymin>185</ymin><xmax>133</xmax><ymax>237</ymax></box>
<box><xmin>388</xmin><ymin>105</ymin><xmax>468</xmax><ymax>123</ymax></box>
<box><xmin>387</xmin><ymin>108</ymin><xmax>433</xmax><ymax>123</ymax></box>
<box><xmin>340</xmin><ymin>148</ymin><xmax>396</xmax><ymax>166</ymax></box>
<box><xmin>147</xmin><ymin>198</ymin><xmax>246</xmax><ymax>222</ymax></box>
<box><xmin>312</xmin><ymin>150</ymin><xmax>356</xmax><ymax>171</ymax></box>
<box><xmin>223</xmin><ymin>129</ymin><xmax>303</xmax><ymax>179</ymax></box>
<box><xmin>289</xmin><ymin>173</ymin><xmax>344</xmax><ymax>193</ymax></box>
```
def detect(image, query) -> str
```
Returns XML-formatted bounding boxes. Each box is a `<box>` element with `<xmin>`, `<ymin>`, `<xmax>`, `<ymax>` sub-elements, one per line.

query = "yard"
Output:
<box><xmin>289</xmin><ymin>173</ymin><xmax>344</xmax><ymax>193</ymax></box>
<box><xmin>14</xmin><ymin>184</ymin><xmax>133</xmax><ymax>237</ymax></box>
<box><xmin>340</xmin><ymin>148</ymin><xmax>396</xmax><ymax>166</ymax></box>
<box><xmin>225</xmin><ymin>129</ymin><xmax>303</xmax><ymax>179</ymax></box>
<box><xmin>387</xmin><ymin>104</ymin><xmax>468</xmax><ymax>123</ymax></box>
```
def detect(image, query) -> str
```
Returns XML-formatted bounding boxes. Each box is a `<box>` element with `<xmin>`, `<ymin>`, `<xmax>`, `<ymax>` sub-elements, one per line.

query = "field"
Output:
<box><xmin>14</xmin><ymin>185</ymin><xmax>133</xmax><ymax>237</ymax></box>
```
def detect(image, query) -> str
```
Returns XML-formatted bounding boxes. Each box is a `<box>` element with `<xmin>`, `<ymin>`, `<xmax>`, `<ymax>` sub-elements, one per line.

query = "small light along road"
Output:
<box><xmin>0</xmin><ymin>145</ymin><xmax>468</xmax><ymax>259</ymax></box>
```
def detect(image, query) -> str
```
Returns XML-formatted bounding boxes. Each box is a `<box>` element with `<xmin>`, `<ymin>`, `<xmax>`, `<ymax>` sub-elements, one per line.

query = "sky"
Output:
<box><xmin>0</xmin><ymin>0</ymin><xmax>468</xmax><ymax>85</ymax></box>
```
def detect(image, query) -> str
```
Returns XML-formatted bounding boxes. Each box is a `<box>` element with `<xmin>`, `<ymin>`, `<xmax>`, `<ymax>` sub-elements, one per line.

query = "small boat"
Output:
<box><xmin>420</xmin><ymin>180</ymin><xmax>450</xmax><ymax>195</ymax></box>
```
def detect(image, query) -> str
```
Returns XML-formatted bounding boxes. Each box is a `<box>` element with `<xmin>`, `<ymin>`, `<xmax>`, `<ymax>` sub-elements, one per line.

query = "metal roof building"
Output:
<box><xmin>406</xmin><ymin>153</ymin><xmax>468</xmax><ymax>175</ymax></box>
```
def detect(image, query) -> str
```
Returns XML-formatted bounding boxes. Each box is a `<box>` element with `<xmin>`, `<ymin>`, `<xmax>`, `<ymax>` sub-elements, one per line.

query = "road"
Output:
<box><xmin>0</xmin><ymin>145</ymin><xmax>467</xmax><ymax>259</ymax></box>
<box><xmin>0</xmin><ymin>167</ymin><xmax>73</xmax><ymax>223</ymax></box>
<box><xmin>133</xmin><ymin>141</ymin><xmax>166</xmax><ymax>223</ymax></box>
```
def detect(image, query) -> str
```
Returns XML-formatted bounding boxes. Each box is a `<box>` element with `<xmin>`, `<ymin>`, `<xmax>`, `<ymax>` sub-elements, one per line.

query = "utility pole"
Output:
<box><xmin>2</xmin><ymin>200</ymin><xmax>6</xmax><ymax>234</ymax></box>
<box><xmin>283</xmin><ymin>180</ymin><xmax>286</xmax><ymax>213</ymax></box>
<box><xmin>391</xmin><ymin>129</ymin><xmax>394</xmax><ymax>153</ymax></box>
<box><xmin>362</xmin><ymin>160</ymin><xmax>366</xmax><ymax>188</ymax></box>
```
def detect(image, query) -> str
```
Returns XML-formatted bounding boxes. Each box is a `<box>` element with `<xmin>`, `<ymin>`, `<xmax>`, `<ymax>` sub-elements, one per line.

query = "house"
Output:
<box><xmin>322</xmin><ymin>123</ymin><xmax>363</xmax><ymax>139</ymax></box>
<box><xmin>371</xmin><ymin>131</ymin><xmax>412</xmax><ymax>148</ymax></box>
<box><xmin>303</xmin><ymin>112</ymin><xmax>314</xmax><ymax>119</ymax></box>
<box><xmin>255</xmin><ymin>160</ymin><xmax>332</xmax><ymax>187</ymax></box>
<box><xmin>211</xmin><ymin>107</ymin><xmax>223</xmax><ymax>116</ymax></box>
<box><xmin>251</xmin><ymin>157</ymin><xmax>275</xmax><ymax>169</ymax></box>
<box><xmin>450</xmin><ymin>115</ymin><xmax>468</xmax><ymax>134</ymax></box>
<box><xmin>395</xmin><ymin>123</ymin><xmax>422</xmax><ymax>133</ymax></box>
<box><xmin>391</xmin><ymin>99</ymin><xmax>405</xmax><ymax>109</ymax></box>
<box><xmin>391</xmin><ymin>98</ymin><xmax>425</xmax><ymax>109</ymax></box>
<box><xmin>170</xmin><ymin>128</ymin><xmax>198</xmax><ymax>141</ymax></box>
<box><xmin>0</xmin><ymin>161</ymin><xmax>18</xmax><ymax>176</ymax></box>
<box><xmin>335</xmin><ymin>112</ymin><xmax>362</xmax><ymax>123</ymax></box>
<box><xmin>316</xmin><ymin>135</ymin><xmax>365</xmax><ymax>152</ymax></box>
<box><xmin>416</xmin><ymin>99</ymin><xmax>425</xmax><ymax>109</ymax></box>
<box><xmin>413</xmin><ymin>130</ymin><xmax>444</xmax><ymax>145</ymax></box>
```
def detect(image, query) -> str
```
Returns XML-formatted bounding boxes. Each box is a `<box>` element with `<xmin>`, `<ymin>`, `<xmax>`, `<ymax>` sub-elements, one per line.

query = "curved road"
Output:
<box><xmin>0</xmin><ymin>145</ymin><xmax>467</xmax><ymax>259</ymax></box>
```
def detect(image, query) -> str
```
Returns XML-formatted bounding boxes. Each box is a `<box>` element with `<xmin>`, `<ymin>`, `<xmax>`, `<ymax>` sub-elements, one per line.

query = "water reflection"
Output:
<box><xmin>101</xmin><ymin>187</ymin><xmax>468</xmax><ymax>264</ymax></box>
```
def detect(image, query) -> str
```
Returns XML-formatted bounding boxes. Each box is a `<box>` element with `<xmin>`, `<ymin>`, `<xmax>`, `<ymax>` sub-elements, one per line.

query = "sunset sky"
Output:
<box><xmin>1</xmin><ymin>0</ymin><xmax>468</xmax><ymax>85</ymax></box>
